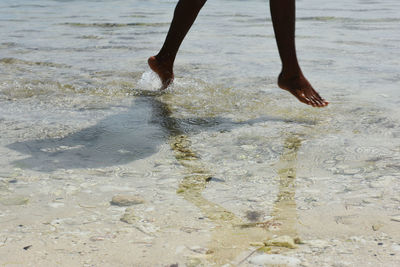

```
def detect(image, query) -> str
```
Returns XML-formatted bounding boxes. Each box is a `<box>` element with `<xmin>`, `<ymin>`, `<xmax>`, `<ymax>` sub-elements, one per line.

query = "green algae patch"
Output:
<box><xmin>171</xmin><ymin>135</ymin><xmax>198</xmax><ymax>160</ymax></box>
<box><xmin>257</xmin><ymin>246</ymin><xmax>272</xmax><ymax>253</ymax></box>
<box><xmin>264</xmin><ymin>235</ymin><xmax>298</xmax><ymax>249</ymax></box>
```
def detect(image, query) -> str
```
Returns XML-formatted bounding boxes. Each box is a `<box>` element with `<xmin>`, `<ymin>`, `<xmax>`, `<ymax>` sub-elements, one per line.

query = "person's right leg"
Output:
<box><xmin>148</xmin><ymin>0</ymin><xmax>207</xmax><ymax>89</ymax></box>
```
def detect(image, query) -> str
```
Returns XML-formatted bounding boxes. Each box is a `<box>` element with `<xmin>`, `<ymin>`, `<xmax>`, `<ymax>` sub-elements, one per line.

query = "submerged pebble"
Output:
<box><xmin>306</xmin><ymin>239</ymin><xmax>331</xmax><ymax>249</ymax></box>
<box><xmin>120</xmin><ymin>207</ymin><xmax>137</xmax><ymax>224</ymax></box>
<box><xmin>186</xmin><ymin>257</ymin><xmax>203</xmax><ymax>267</ymax></box>
<box><xmin>48</xmin><ymin>202</ymin><xmax>64</xmax><ymax>208</ymax></box>
<box><xmin>111</xmin><ymin>194</ymin><xmax>145</xmax><ymax>206</ymax></box>
<box><xmin>189</xmin><ymin>246</ymin><xmax>213</xmax><ymax>254</ymax></box>
<box><xmin>90</xmin><ymin>236</ymin><xmax>106</xmax><ymax>242</ymax></box>
<box><xmin>392</xmin><ymin>244</ymin><xmax>400</xmax><ymax>252</ymax></box>
<box><xmin>372</xmin><ymin>223</ymin><xmax>383</xmax><ymax>231</ymax></box>
<box><xmin>390</xmin><ymin>216</ymin><xmax>400</xmax><ymax>222</ymax></box>
<box><xmin>249</xmin><ymin>254</ymin><xmax>301</xmax><ymax>267</ymax></box>
<box><xmin>0</xmin><ymin>195</ymin><xmax>29</xmax><ymax>206</ymax></box>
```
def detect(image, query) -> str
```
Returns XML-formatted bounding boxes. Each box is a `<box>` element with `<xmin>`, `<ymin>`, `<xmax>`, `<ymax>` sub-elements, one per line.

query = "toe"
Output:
<box><xmin>311</xmin><ymin>90</ymin><xmax>329</xmax><ymax>107</ymax></box>
<box><xmin>295</xmin><ymin>91</ymin><xmax>312</xmax><ymax>106</ymax></box>
<box><xmin>310</xmin><ymin>98</ymin><xmax>320</xmax><ymax>107</ymax></box>
<box><xmin>311</xmin><ymin>96</ymin><xmax>324</xmax><ymax>107</ymax></box>
<box><xmin>316</xmin><ymin>96</ymin><xmax>328</xmax><ymax>107</ymax></box>
<box><xmin>301</xmin><ymin>90</ymin><xmax>318</xmax><ymax>107</ymax></box>
<box><xmin>307</xmin><ymin>90</ymin><xmax>326</xmax><ymax>107</ymax></box>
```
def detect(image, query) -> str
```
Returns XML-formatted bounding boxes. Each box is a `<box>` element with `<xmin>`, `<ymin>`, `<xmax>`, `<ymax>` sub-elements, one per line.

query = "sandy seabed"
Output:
<box><xmin>1</xmin><ymin>87</ymin><xmax>400</xmax><ymax>267</ymax></box>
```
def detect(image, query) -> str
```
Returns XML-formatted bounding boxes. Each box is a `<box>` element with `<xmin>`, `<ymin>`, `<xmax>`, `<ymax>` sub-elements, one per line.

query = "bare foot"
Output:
<box><xmin>148</xmin><ymin>56</ymin><xmax>174</xmax><ymax>90</ymax></box>
<box><xmin>278</xmin><ymin>73</ymin><xmax>329</xmax><ymax>107</ymax></box>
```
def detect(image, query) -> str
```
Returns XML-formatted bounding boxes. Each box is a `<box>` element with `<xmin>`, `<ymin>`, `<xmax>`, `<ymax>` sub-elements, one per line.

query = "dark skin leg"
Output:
<box><xmin>148</xmin><ymin>0</ymin><xmax>206</xmax><ymax>89</ymax></box>
<box><xmin>270</xmin><ymin>0</ymin><xmax>328</xmax><ymax>107</ymax></box>
<box><xmin>149</xmin><ymin>0</ymin><xmax>328</xmax><ymax>107</ymax></box>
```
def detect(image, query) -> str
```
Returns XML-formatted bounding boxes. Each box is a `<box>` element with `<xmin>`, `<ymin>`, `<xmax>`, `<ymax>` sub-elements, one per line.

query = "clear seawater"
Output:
<box><xmin>0</xmin><ymin>0</ymin><xmax>400</xmax><ymax>265</ymax></box>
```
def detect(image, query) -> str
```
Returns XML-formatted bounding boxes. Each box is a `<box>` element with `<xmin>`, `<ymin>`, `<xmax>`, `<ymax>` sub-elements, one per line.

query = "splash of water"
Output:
<box><xmin>137</xmin><ymin>71</ymin><xmax>162</xmax><ymax>91</ymax></box>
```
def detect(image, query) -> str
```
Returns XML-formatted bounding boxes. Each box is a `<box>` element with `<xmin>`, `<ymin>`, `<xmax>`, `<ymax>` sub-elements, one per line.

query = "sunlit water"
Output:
<box><xmin>1</xmin><ymin>0</ymin><xmax>400</xmax><ymax>265</ymax></box>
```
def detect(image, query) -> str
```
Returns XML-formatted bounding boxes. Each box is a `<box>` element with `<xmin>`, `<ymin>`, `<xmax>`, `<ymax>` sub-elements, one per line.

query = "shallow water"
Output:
<box><xmin>1</xmin><ymin>0</ymin><xmax>400</xmax><ymax>266</ymax></box>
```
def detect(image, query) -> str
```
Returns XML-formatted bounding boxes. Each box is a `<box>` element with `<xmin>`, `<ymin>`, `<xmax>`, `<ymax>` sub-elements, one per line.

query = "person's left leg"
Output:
<box><xmin>148</xmin><ymin>0</ymin><xmax>207</xmax><ymax>89</ymax></box>
<box><xmin>270</xmin><ymin>0</ymin><xmax>328</xmax><ymax>107</ymax></box>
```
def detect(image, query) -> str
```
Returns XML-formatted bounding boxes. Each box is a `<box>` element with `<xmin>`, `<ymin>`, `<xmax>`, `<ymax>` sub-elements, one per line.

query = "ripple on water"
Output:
<box><xmin>61</xmin><ymin>22</ymin><xmax>170</xmax><ymax>28</ymax></box>
<box><xmin>0</xmin><ymin>57</ymin><xmax>71</xmax><ymax>68</ymax></box>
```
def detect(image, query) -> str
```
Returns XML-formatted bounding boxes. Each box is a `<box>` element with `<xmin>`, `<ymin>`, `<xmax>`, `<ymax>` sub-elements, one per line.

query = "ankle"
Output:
<box><xmin>280</xmin><ymin>66</ymin><xmax>303</xmax><ymax>78</ymax></box>
<box><xmin>155</xmin><ymin>53</ymin><xmax>174</xmax><ymax>68</ymax></box>
<box><xmin>280</xmin><ymin>70</ymin><xmax>304</xmax><ymax>81</ymax></box>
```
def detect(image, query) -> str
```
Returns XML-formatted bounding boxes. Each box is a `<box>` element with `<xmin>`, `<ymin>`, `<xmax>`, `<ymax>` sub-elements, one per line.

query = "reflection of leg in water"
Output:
<box><xmin>172</xmin><ymin>134</ymin><xmax>270</xmax><ymax>265</ymax></box>
<box><xmin>272</xmin><ymin>135</ymin><xmax>302</xmax><ymax>237</ymax></box>
<box><xmin>270</xmin><ymin>0</ymin><xmax>328</xmax><ymax>107</ymax></box>
<box><xmin>171</xmin><ymin>134</ymin><xmax>304</xmax><ymax>264</ymax></box>
<box><xmin>148</xmin><ymin>0</ymin><xmax>207</xmax><ymax>89</ymax></box>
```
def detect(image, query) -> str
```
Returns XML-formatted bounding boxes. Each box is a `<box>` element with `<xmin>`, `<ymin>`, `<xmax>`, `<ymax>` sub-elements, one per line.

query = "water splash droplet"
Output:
<box><xmin>137</xmin><ymin>71</ymin><xmax>161</xmax><ymax>91</ymax></box>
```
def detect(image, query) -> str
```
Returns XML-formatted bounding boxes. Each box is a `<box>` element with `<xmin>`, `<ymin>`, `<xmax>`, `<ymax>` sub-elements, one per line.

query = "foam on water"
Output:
<box><xmin>137</xmin><ymin>71</ymin><xmax>162</xmax><ymax>91</ymax></box>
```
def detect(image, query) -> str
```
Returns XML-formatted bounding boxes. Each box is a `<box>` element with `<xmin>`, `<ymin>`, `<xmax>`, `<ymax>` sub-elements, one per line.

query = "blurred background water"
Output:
<box><xmin>1</xmin><ymin>0</ymin><xmax>399</xmax><ymax>105</ymax></box>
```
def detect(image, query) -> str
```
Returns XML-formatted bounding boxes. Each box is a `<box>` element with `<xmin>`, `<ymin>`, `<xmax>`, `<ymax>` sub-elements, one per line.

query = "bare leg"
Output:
<box><xmin>270</xmin><ymin>0</ymin><xmax>328</xmax><ymax>107</ymax></box>
<box><xmin>148</xmin><ymin>0</ymin><xmax>207</xmax><ymax>89</ymax></box>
